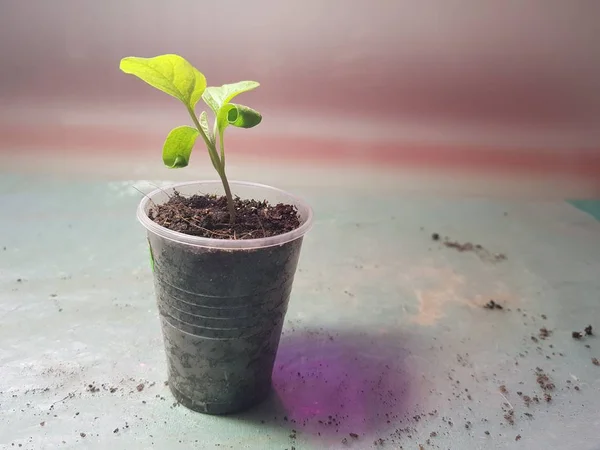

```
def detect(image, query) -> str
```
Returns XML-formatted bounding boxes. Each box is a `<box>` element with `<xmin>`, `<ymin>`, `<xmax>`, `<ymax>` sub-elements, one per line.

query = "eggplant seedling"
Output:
<box><xmin>119</xmin><ymin>54</ymin><xmax>262</xmax><ymax>224</ymax></box>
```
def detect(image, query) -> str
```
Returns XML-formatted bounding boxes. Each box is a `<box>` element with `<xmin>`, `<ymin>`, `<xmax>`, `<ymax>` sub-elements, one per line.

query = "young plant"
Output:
<box><xmin>119</xmin><ymin>54</ymin><xmax>262</xmax><ymax>224</ymax></box>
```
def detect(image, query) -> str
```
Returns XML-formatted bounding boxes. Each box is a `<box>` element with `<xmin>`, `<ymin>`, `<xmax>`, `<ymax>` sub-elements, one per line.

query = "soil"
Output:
<box><xmin>148</xmin><ymin>191</ymin><xmax>300</xmax><ymax>240</ymax></box>
<box><xmin>585</xmin><ymin>325</ymin><xmax>593</xmax><ymax>336</ymax></box>
<box><xmin>484</xmin><ymin>300</ymin><xmax>504</xmax><ymax>310</ymax></box>
<box><xmin>441</xmin><ymin>238</ymin><xmax>507</xmax><ymax>262</ymax></box>
<box><xmin>572</xmin><ymin>331</ymin><xmax>583</xmax><ymax>339</ymax></box>
<box><xmin>592</xmin><ymin>358</ymin><xmax>599</xmax><ymax>366</ymax></box>
<box><xmin>539</xmin><ymin>328</ymin><xmax>552</xmax><ymax>339</ymax></box>
<box><xmin>535</xmin><ymin>368</ymin><xmax>555</xmax><ymax>391</ymax></box>
<box><xmin>503</xmin><ymin>410</ymin><xmax>515</xmax><ymax>425</ymax></box>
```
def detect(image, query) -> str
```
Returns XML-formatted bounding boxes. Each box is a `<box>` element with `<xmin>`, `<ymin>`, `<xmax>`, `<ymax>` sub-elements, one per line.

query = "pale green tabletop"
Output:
<box><xmin>1</xmin><ymin>171</ymin><xmax>600</xmax><ymax>450</ymax></box>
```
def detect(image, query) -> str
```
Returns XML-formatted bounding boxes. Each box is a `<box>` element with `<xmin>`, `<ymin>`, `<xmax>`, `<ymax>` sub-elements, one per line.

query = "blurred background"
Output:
<box><xmin>1</xmin><ymin>0</ymin><xmax>599</xmax><ymax>197</ymax></box>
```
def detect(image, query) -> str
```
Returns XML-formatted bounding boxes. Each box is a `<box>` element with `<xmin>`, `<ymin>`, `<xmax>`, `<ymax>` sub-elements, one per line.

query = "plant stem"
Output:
<box><xmin>217</xmin><ymin>170</ymin><xmax>236</xmax><ymax>224</ymax></box>
<box><xmin>187</xmin><ymin>106</ymin><xmax>217</xmax><ymax>162</ymax></box>
<box><xmin>219</xmin><ymin>130</ymin><xmax>226</xmax><ymax>168</ymax></box>
<box><xmin>187</xmin><ymin>106</ymin><xmax>237</xmax><ymax>224</ymax></box>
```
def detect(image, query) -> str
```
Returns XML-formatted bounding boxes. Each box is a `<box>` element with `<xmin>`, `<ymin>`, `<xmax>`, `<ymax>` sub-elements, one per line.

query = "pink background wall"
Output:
<box><xmin>1</xmin><ymin>0</ymin><xmax>599</xmax><ymax>191</ymax></box>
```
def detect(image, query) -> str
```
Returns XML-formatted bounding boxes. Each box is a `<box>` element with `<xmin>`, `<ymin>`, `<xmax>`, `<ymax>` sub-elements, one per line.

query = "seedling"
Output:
<box><xmin>119</xmin><ymin>54</ymin><xmax>262</xmax><ymax>224</ymax></box>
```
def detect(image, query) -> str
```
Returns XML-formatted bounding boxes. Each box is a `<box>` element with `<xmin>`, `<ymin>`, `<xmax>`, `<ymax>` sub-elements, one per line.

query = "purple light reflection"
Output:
<box><xmin>272</xmin><ymin>329</ymin><xmax>416</xmax><ymax>438</ymax></box>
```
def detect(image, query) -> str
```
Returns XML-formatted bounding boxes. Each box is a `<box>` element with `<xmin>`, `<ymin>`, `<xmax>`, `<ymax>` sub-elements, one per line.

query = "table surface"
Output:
<box><xmin>1</xmin><ymin>170</ymin><xmax>600</xmax><ymax>450</ymax></box>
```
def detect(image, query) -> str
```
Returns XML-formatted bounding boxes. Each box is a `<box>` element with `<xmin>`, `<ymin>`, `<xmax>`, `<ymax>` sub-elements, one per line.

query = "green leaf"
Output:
<box><xmin>162</xmin><ymin>126</ymin><xmax>200</xmax><ymax>168</ymax></box>
<box><xmin>120</xmin><ymin>54</ymin><xmax>207</xmax><ymax>109</ymax></box>
<box><xmin>202</xmin><ymin>81</ymin><xmax>259</xmax><ymax>114</ymax></box>
<box><xmin>199</xmin><ymin>111</ymin><xmax>214</xmax><ymax>144</ymax></box>
<box><xmin>147</xmin><ymin>239</ymin><xmax>155</xmax><ymax>272</ymax></box>
<box><xmin>215</xmin><ymin>104</ymin><xmax>262</xmax><ymax>165</ymax></box>
<box><xmin>229</xmin><ymin>104</ymin><xmax>262</xmax><ymax>128</ymax></box>
<box><xmin>216</xmin><ymin>104</ymin><xmax>262</xmax><ymax>134</ymax></box>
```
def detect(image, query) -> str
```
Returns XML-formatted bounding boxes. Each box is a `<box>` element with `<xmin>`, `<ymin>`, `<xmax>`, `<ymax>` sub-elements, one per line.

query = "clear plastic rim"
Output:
<box><xmin>137</xmin><ymin>180</ymin><xmax>314</xmax><ymax>250</ymax></box>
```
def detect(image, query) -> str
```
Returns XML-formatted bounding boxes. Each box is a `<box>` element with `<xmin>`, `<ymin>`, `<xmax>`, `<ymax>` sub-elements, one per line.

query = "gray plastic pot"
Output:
<box><xmin>137</xmin><ymin>181</ymin><xmax>313</xmax><ymax>415</ymax></box>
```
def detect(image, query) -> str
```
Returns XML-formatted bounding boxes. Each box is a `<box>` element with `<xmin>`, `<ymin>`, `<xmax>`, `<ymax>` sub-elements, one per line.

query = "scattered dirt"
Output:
<box><xmin>431</xmin><ymin>233</ymin><xmax>440</xmax><ymax>241</ymax></box>
<box><xmin>504</xmin><ymin>410</ymin><xmax>515</xmax><ymax>425</ymax></box>
<box><xmin>148</xmin><ymin>191</ymin><xmax>300</xmax><ymax>239</ymax></box>
<box><xmin>484</xmin><ymin>300</ymin><xmax>504</xmax><ymax>310</ymax></box>
<box><xmin>572</xmin><ymin>331</ymin><xmax>583</xmax><ymax>339</ymax></box>
<box><xmin>441</xmin><ymin>237</ymin><xmax>507</xmax><ymax>262</ymax></box>
<box><xmin>535</xmin><ymin>368</ymin><xmax>555</xmax><ymax>391</ymax></box>
<box><xmin>539</xmin><ymin>328</ymin><xmax>552</xmax><ymax>339</ymax></box>
<box><xmin>9</xmin><ymin>301</ymin><xmax>593</xmax><ymax>447</ymax></box>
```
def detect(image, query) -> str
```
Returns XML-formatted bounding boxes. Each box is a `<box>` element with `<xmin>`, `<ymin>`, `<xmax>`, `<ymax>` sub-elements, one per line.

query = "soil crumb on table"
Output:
<box><xmin>484</xmin><ymin>300</ymin><xmax>504</xmax><ymax>310</ymax></box>
<box><xmin>148</xmin><ymin>191</ymin><xmax>300</xmax><ymax>239</ymax></box>
<box><xmin>539</xmin><ymin>327</ymin><xmax>552</xmax><ymax>339</ymax></box>
<box><xmin>438</xmin><ymin>236</ymin><xmax>507</xmax><ymax>262</ymax></box>
<box><xmin>535</xmin><ymin>368</ymin><xmax>555</xmax><ymax>391</ymax></box>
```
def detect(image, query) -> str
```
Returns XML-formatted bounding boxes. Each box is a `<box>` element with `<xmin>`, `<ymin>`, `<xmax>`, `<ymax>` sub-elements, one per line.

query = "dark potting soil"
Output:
<box><xmin>148</xmin><ymin>191</ymin><xmax>300</xmax><ymax>239</ymax></box>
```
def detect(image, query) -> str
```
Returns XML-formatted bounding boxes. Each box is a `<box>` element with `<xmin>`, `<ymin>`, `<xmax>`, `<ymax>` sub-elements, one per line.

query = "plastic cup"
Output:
<box><xmin>137</xmin><ymin>180</ymin><xmax>313</xmax><ymax>414</ymax></box>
